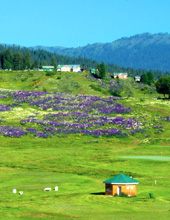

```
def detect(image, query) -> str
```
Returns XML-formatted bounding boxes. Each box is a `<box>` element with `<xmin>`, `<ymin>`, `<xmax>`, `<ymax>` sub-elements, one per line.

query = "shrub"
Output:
<box><xmin>90</xmin><ymin>84</ymin><xmax>102</xmax><ymax>92</ymax></box>
<box><xmin>114</xmin><ymin>193</ymin><xmax>128</xmax><ymax>197</ymax></box>
<box><xmin>42</xmin><ymin>87</ymin><xmax>47</xmax><ymax>92</ymax></box>
<box><xmin>109</xmin><ymin>88</ymin><xmax>121</xmax><ymax>97</ymax></box>
<box><xmin>120</xmin><ymin>192</ymin><xmax>128</xmax><ymax>197</ymax></box>
<box><xmin>20</xmin><ymin>76</ymin><xmax>28</xmax><ymax>82</ymax></box>
<box><xmin>28</xmin><ymin>72</ymin><xmax>33</xmax><ymax>77</ymax></box>
<box><xmin>140</xmin><ymin>98</ymin><xmax>145</xmax><ymax>102</ymax></box>
<box><xmin>46</xmin><ymin>71</ymin><xmax>56</xmax><ymax>76</ymax></box>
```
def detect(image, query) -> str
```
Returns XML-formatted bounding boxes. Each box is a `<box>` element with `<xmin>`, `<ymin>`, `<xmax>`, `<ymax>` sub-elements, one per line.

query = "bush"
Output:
<box><xmin>56</xmin><ymin>76</ymin><xmax>61</xmax><ymax>80</ymax></box>
<box><xmin>120</xmin><ymin>192</ymin><xmax>128</xmax><ymax>197</ymax></box>
<box><xmin>92</xmin><ymin>73</ymin><xmax>101</xmax><ymax>79</ymax></box>
<box><xmin>140</xmin><ymin>98</ymin><xmax>145</xmax><ymax>102</ymax></box>
<box><xmin>42</xmin><ymin>87</ymin><xmax>47</xmax><ymax>92</ymax></box>
<box><xmin>46</xmin><ymin>71</ymin><xmax>56</xmax><ymax>76</ymax></box>
<box><xmin>109</xmin><ymin>88</ymin><xmax>121</xmax><ymax>97</ymax></box>
<box><xmin>90</xmin><ymin>84</ymin><xmax>102</xmax><ymax>92</ymax></box>
<box><xmin>20</xmin><ymin>76</ymin><xmax>28</xmax><ymax>82</ymax></box>
<box><xmin>28</xmin><ymin>72</ymin><xmax>33</xmax><ymax>77</ymax></box>
<box><xmin>114</xmin><ymin>193</ymin><xmax>129</xmax><ymax>197</ymax></box>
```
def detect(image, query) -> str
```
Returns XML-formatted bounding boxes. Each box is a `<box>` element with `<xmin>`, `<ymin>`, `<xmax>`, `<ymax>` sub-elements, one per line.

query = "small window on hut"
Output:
<box><xmin>106</xmin><ymin>184</ymin><xmax>112</xmax><ymax>192</ymax></box>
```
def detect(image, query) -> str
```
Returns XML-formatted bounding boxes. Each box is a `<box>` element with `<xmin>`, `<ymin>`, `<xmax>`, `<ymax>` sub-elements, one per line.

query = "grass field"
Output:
<box><xmin>0</xmin><ymin>71</ymin><xmax>170</xmax><ymax>219</ymax></box>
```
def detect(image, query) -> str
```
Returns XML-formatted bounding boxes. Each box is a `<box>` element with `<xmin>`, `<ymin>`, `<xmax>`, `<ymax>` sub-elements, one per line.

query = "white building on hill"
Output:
<box><xmin>57</xmin><ymin>65</ymin><xmax>81</xmax><ymax>72</ymax></box>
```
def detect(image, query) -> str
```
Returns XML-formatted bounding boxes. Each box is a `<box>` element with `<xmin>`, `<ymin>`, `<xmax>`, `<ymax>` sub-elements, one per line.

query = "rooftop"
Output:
<box><xmin>103</xmin><ymin>174</ymin><xmax>139</xmax><ymax>184</ymax></box>
<box><xmin>57</xmin><ymin>64</ymin><xmax>80</xmax><ymax>68</ymax></box>
<box><xmin>113</xmin><ymin>73</ymin><xmax>128</xmax><ymax>76</ymax></box>
<box><xmin>42</xmin><ymin>66</ymin><xmax>54</xmax><ymax>68</ymax></box>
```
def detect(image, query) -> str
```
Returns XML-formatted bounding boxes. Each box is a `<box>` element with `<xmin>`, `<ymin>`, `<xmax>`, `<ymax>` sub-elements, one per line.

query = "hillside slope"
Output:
<box><xmin>31</xmin><ymin>33</ymin><xmax>170</xmax><ymax>71</ymax></box>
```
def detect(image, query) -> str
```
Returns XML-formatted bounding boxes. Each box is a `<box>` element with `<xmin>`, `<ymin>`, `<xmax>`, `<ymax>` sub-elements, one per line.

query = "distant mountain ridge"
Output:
<box><xmin>30</xmin><ymin>33</ymin><xmax>170</xmax><ymax>71</ymax></box>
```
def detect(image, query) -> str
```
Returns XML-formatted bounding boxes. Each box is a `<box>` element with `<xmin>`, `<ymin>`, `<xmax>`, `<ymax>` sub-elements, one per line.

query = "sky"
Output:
<box><xmin>1</xmin><ymin>0</ymin><xmax>170</xmax><ymax>48</ymax></box>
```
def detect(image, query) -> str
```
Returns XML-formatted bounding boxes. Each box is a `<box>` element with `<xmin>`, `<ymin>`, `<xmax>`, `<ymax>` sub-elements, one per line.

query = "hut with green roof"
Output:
<box><xmin>103</xmin><ymin>174</ymin><xmax>139</xmax><ymax>196</ymax></box>
<box><xmin>42</xmin><ymin>66</ymin><xmax>54</xmax><ymax>71</ymax></box>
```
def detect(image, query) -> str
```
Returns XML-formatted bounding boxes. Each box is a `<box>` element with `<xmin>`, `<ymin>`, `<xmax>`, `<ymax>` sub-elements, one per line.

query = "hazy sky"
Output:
<box><xmin>0</xmin><ymin>0</ymin><xmax>170</xmax><ymax>47</ymax></box>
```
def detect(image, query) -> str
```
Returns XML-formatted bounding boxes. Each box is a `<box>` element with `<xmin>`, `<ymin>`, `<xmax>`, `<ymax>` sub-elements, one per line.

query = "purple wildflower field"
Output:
<box><xmin>86</xmin><ymin>75</ymin><xmax>120</xmax><ymax>90</ymax></box>
<box><xmin>0</xmin><ymin>90</ymin><xmax>169</xmax><ymax>138</ymax></box>
<box><xmin>0</xmin><ymin>104</ymin><xmax>11</xmax><ymax>111</ymax></box>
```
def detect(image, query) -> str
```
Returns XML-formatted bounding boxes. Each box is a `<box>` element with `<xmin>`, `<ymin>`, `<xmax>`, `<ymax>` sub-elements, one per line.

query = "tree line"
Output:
<box><xmin>140</xmin><ymin>72</ymin><xmax>154</xmax><ymax>85</ymax></box>
<box><xmin>0</xmin><ymin>44</ymin><xmax>170</xmax><ymax>80</ymax></box>
<box><xmin>0</xmin><ymin>48</ymin><xmax>32</xmax><ymax>70</ymax></box>
<box><xmin>0</xmin><ymin>44</ymin><xmax>98</xmax><ymax>71</ymax></box>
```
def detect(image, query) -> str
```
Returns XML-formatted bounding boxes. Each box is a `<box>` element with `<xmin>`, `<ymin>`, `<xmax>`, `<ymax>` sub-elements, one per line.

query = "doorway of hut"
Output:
<box><xmin>117</xmin><ymin>186</ymin><xmax>121</xmax><ymax>195</ymax></box>
<box><xmin>106</xmin><ymin>184</ymin><xmax>112</xmax><ymax>194</ymax></box>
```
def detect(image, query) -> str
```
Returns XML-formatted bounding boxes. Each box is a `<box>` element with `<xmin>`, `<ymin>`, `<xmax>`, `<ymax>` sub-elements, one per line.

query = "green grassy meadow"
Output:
<box><xmin>0</xmin><ymin>71</ymin><xmax>170</xmax><ymax>219</ymax></box>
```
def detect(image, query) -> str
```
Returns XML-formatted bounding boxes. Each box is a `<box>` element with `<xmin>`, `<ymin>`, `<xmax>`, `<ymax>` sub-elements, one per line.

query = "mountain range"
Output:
<box><xmin>30</xmin><ymin>33</ymin><xmax>170</xmax><ymax>72</ymax></box>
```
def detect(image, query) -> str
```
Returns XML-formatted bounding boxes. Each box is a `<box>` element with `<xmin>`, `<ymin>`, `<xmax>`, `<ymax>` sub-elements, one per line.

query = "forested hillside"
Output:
<box><xmin>0</xmin><ymin>42</ymin><xmax>169</xmax><ymax>79</ymax></box>
<box><xmin>0</xmin><ymin>44</ymin><xmax>97</xmax><ymax>71</ymax></box>
<box><xmin>33</xmin><ymin>33</ymin><xmax>170</xmax><ymax>72</ymax></box>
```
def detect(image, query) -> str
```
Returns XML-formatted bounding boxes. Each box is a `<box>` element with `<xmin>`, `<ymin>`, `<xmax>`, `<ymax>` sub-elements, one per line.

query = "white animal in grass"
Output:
<box><xmin>44</xmin><ymin>188</ymin><xmax>51</xmax><ymax>191</ymax></box>
<box><xmin>13</xmin><ymin>189</ymin><xmax>17</xmax><ymax>193</ymax></box>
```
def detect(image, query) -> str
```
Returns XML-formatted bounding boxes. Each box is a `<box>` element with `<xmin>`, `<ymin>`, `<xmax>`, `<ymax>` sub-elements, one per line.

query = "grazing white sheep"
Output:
<box><xmin>19</xmin><ymin>191</ymin><xmax>23</xmax><ymax>195</ymax></box>
<box><xmin>44</xmin><ymin>188</ymin><xmax>51</xmax><ymax>191</ymax></box>
<box><xmin>13</xmin><ymin>189</ymin><xmax>17</xmax><ymax>193</ymax></box>
<box><xmin>55</xmin><ymin>186</ymin><xmax>58</xmax><ymax>191</ymax></box>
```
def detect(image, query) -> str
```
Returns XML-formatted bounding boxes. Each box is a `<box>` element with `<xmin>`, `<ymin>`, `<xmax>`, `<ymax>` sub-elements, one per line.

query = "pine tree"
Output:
<box><xmin>24</xmin><ymin>52</ymin><xmax>31</xmax><ymax>69</ymax></box>
<box><xmin>0</xmin><ymin>49</ymin><xmax>13</xmax><ymax>69</ymax></box>
<box><xmin>147</xmin><ymin>71</ymin><xmax>154</xmax><ymax>85</ymax></box>
<box><xmin>98</xmin><ymin>62</ymin><xmax>106</xmax><ymax>79</ymax></box>
<box><xmin>141</xmin><ymin>74</ymin><xmax>149</xmax><ymax>84</ymax></box>
<box><xmin>51</xmin><ymin>57</ymin><xmax>57</xmax><ymax>70</ymax></box>
<box><xmin>13</xmin><ymin>53</ymin><xmax>24</xmax><ymax>70</ymax></box>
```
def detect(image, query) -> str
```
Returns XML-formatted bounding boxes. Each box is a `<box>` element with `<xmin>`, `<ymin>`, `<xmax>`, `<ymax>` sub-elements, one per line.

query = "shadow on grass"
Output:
<box><xmin>91</xmin><ymin>192</ymin><xmax>105</xmax><ymax>195</ymax></box>
<box><xmin>157</xmin><ymin>97</ymin><xmax>170</xmax><ymax>100</ymax></box>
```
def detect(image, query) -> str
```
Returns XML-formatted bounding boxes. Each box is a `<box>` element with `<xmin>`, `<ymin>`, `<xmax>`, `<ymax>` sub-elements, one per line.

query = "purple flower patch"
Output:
<box><xmin>0</xmin><ymin>104</ymin><xmax>11</xmax><ymax>111</ymax></box>
<box><xmin>1</xmin><ymin>89</ymin><xmax>169</xmax><ymax>138</ymax></box>
<box><xmin>0</xmin><ymin>126</ymin><xmax>27</xmax><ymax>137</ymax></box>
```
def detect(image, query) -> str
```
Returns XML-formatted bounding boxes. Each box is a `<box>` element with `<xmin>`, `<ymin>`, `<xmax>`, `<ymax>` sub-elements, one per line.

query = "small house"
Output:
<box><xmin>134</xmin><ymin>76</ymin><xmax>141</xmax><ymax>82</ymax></box>
<box><xmin>90</xmin><ymin>69</ymin><xmax>96</xmax><ymax>74</ymax></box>
<box><xmin>103</xmin><ymin>174</ymin><xmax>139</xmax><ymax>196</ymax></box>
<box><xmin>71</xmin><ymin>65</ymin><xmax>81</xmax><ymax>72</ymax></box>
<box><xmin>42</xmin><ymin>66</ymin><xmax>54</xmax><ymax>71</ymax></box>
<box><xmin>57</xmin><ymin>65</ymin><xmax>81</xmax><ymax>72</ymax></box>
<box><xmin>57</xmin><ymin>65</ymin><xmax>70</xmax><ymax>72</ymax></box>
<box><xmin>113</xmin><ymin>73</ymin><xmax>128</xmax><ymax>79</ymax></box>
